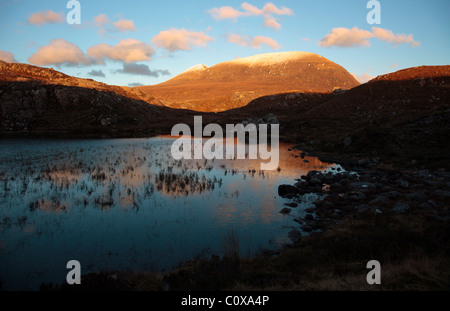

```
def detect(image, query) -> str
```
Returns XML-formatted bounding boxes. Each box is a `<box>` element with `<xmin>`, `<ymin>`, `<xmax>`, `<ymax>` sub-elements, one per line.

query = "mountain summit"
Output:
<box><xmin>137</xmin><ymin>51</ymin><xmax>360</xmax><ymax>112</ymax></box>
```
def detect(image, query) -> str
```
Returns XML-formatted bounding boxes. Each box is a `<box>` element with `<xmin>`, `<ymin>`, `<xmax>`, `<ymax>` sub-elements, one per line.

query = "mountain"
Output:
<box><xmin>136</xmin><ymin>51</ymin><xmax>360</xmax><ymax>112</ymax></box>
<box><xmin>0</xmin><ymin>61</ymin><xmax>194</xmax><ymax>136</ymax></box>
<box><xmin>212</xmin><ymin>65</ymin><xmax>450</xmax><ymax>168</ymax></box>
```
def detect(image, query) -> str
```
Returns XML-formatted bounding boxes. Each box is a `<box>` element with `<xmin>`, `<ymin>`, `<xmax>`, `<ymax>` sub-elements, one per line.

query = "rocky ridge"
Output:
<box><xmin>0</xmin><ymin>61</ymin><xmax>191</xmax><ymax>135</ymax></box>
<box><xmin>0</xmin><ymin>61</ymin><xmax>160</xmax><ymax>105</ymax></box>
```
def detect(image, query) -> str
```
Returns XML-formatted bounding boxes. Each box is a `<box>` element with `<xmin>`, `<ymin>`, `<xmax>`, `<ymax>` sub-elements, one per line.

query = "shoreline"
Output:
<box><xmin>41</xmin><ymin>143</ymin><xmax>450</xmax><ymax>291</ymax></box>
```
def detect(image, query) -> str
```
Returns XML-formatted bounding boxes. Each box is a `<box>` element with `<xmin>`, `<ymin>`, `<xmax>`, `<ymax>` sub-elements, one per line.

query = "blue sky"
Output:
<box><xmin>0</xmin><ymin>0</ymin><xmax>449</xmax><ymax>86</ymax></box>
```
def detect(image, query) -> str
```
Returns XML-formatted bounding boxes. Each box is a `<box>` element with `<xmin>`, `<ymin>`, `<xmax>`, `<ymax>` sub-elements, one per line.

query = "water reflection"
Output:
<box><xmin>0</xmin><ymin>136</ymin><xmax>336</xmax><ymax>290</ymax></box>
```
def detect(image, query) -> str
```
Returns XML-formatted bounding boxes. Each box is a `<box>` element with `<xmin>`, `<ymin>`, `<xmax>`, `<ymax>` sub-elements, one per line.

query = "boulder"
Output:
<box><xmin>278</xmin><ymin>185</ymin><xmax>298</xmax><ymax>197</ymax></box>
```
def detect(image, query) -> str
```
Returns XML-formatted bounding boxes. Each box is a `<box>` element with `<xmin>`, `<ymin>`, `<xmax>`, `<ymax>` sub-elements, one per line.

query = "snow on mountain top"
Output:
<box><xmin>229</xmin><ymin>52</ymin><xmax>323</xmax><ymax>66</ymax></box>
<box><xmin>183</xmin><ymin>64</ymin><xmax>208</xmax><ymax>73</ymax></box>
<box><xmin>180</xmin><ymin>52</ymin><xmax>325</xmax><ymax>75</ymax></box>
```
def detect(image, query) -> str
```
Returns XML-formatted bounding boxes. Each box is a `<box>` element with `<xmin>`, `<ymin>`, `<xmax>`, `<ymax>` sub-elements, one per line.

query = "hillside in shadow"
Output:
<box><xmin>211</xmin><ymin>65</ymin><xmax>450</xmax><ymax>169</ymax></box>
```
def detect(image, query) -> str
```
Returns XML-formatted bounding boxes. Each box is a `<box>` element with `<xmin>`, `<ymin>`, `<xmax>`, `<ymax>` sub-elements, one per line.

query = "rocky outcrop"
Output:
<box><xmin>0</xmin><ymin>81</ymin><xmax>162</xmax><ymax>135</ymax></box>
<box><xmin>0</xmin><ymin>61</ymin><xmax>191</xmax><ymax>136</ymax></box>
<box><xmin>0</xmin><ymin>61</ymin><xmax>161</xmax><ymax>105</ymax></box>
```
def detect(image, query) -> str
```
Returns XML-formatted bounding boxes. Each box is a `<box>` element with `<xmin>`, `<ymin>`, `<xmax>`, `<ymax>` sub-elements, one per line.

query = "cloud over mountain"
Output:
<box><xmin>152</xmin><ymin>28</ymin><xmax>214</xmax><ymax>52</ymax></box>
<box><xmin>28</xmin><ymin>39</ymin><xmax>93</xmax><ymax>66</ymax></box>
<box><xmin>227</xmin><ymin>34</ymin><xmax>281</xmax><ymax>50</ymax></box>
<box><xmin>319</xmin><ymin>27</ymin><xmax>374</xmax><ymax>48</ymax></box>
<box><xmin>319</xmin><ymin>27</ymin><xmax>420</xmax><ymax>48</ymax></box>
<box><xmin>87</xmin><ymin>39</ymin><xmax>155</xmax><ymax>63</ymax></box>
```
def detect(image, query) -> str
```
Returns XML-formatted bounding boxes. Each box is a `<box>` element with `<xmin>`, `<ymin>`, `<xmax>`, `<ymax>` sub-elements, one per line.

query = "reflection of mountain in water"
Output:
<box><xmin>0</xmin><ymin>137</ymin><xmax>335</xmax><ymax>213</ymax></box>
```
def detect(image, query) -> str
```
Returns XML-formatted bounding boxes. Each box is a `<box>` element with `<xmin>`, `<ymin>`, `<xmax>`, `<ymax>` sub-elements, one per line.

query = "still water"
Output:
<box><xmin>0</xmin><ymin>136</ymin><xmax>337</xmax><ymax>290</ymax></box>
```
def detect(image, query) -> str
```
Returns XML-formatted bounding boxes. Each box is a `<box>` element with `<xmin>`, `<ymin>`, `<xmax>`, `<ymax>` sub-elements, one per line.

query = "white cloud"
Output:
<box><xmin>113</xmin><ymin>19</ymin><xmax>136</xmax><ymax>32</ymax></box>
<box><xmin>152</xmin><ymin>28</ymin><xmax>214</xmax><ymax>52</ymax></box>
<box><xmin>262</xmin><ymin>3</ymin><xmax>293</xmax><ymax>16</ymax></box>
<box><xmin>371</xmin><ymin>27</ymin><xmax>420</xmax><ymax>47</ymax></box>
<box><xmin>94</xmin><ymin>14</ymin><xmax>109</xmax><ymax>26</ymax></box>
<box><xmin>319</xmin><ymin>26</ymin><xmax>420</xmax><ymax>48</ymax></box>
<box><xmin>250</xmin><ymin>36</ymin><xmax>281</xmax><ymax>50</ymax></box>
<box><xmin>93</xmin><ymin>14</ymin><xmax>110</xmax><ymax>36</ymax></box>
<box><xmin>227</xmin><ymin>34</ymin><xmax>281</xmax><ymax>50</ymax></box>
<box><xmin>227</xmin><ymin>34</ymin><xmax>249</xmax><ymax>46</ymax></box>
<box><xmin>92</xmin><ymin>15</ymin><xmax>136</xmax><ymax>36</ymax></box>
<box><xmin>0</xmin><ymin>50</ymin><xmax>18</xmax><ymax>63</ymax></box>
<box><xmin>207</xmin><ymin>6</ymin><xmax>243</xmax><ymax>21</ymax></box>
<box><xmin>241</xmin><ymin>2</ymin><xmax>263</xmax><ymax>15</ymax></box>
<box><xmin>263</xmin><ymin>17</ymin><xmax>281</xmax><ymax>30</ymax></box>
<box><xmin>27</xmin><ymin>10</ymin><xmax>64</xmax><ymax>26</ymax></box>
<box><xmin>87</xmin><ymin>39</ymin><xmax>155</xmax><ymax>63</ymax></box>
<box><xmin>319</xmin><ymin>27</ymin><xmax>374</xmax><ymax>47</ymax></box>
<box><xmin>28</xmin><ymin>39</ymin><xmax>92</xmax><ymax>66</ymax></box>
<box><xmin>207</xmin><ymin>2</ymin><xmax>293</xmax><ymax>30</ymax></box>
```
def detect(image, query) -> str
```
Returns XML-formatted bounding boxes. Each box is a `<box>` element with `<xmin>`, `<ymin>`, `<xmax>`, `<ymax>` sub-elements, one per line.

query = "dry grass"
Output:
<box><xmin>222</xmin><ymin>229</ymin><xmax>240</xmax><ymax>261</ymax></box>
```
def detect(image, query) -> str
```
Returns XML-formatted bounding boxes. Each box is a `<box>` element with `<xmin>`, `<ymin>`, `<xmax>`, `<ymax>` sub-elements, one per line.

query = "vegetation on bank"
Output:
<box><xmin>50</xmin><ymin>209</ymin><xmax>450</xmax><ymax>291</ymax></box>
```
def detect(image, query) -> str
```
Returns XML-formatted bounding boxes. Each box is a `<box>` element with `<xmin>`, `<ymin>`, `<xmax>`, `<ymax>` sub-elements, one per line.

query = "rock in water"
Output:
<box><xmin>278</xmin><ymin>185</ymin><xmax>299</xmax><ymax>197</ymax></box>
<box><xmin>279</xmin><ymin>208</ymin><xmax>292</xmax><ymax>214</ymax></box>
